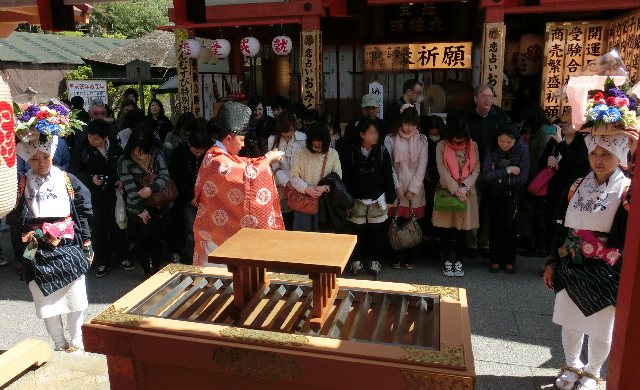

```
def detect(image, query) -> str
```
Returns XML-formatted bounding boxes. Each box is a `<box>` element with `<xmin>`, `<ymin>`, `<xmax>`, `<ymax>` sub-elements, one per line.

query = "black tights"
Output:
<box><xmin>351</xmin><ymin>221</ymin><xmax>386</xmax><ymax>262</ymax></box>
<box><xmin>439</xmin><ymin>228</ymin><xmax>466</xmax><ymax>261</ymax></box>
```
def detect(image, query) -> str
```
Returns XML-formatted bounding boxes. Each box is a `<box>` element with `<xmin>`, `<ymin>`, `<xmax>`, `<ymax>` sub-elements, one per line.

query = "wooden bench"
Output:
<box><xmin>0</xmin><ymin>339</ymin><xmax>51</xmax><ymax>387</ymax></box>
<box><xmin>209</xmin><ymin>229</ymin><xmax>356</xmax><ymax>329</ymax></box>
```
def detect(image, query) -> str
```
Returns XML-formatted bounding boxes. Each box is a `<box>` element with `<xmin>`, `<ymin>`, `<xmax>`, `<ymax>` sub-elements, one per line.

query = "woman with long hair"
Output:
<box><xmin>147</xmin><ymin>98</ymin><xmax>173</xmax><ymax>141</ymax></box>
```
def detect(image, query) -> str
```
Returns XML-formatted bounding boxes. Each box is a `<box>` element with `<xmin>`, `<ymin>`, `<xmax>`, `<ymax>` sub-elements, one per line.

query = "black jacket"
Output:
<box><xmin>385</xmin><ymin>97</ymin><xmax>407</xmax><ymax>129</ymax></box>
<box><xmin>340</xmin><ymin>143</ymin><xmax>396</xmax><ymax>204</ymax></box>
<box><xmin>318</xmin><ymin>172</ymin><xmax>354</xmax><ymax>233</ymax></box>
<box><xmin>170</xmin><ymin>143</ymin><xmax>203</xmax><ymax>206</ymax></box>
<box><xmin>70</xmin><ymin>137</ymin><xmax>123</xmax><ymax>205</ymax></box>
<box><xmin>466</xmin><ymin>105</ymin><xmax>510</xmax><ymax>162</ymax></box>
<box><xmin>481</xmin><ymin>136</ymin><xmax>530</xmax><ymax>198</ymax></box>
<box><xmin>540</xmin><ymin>133</ymin><xmax>590</xmax><ymax>199</ymax></box>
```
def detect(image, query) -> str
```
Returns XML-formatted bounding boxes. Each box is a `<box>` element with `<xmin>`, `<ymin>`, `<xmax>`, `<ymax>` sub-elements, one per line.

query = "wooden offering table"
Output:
<box><xmin>209</xmin><ymin>229</ymin><xmax>356</xmax><ymax>329</ymax></box>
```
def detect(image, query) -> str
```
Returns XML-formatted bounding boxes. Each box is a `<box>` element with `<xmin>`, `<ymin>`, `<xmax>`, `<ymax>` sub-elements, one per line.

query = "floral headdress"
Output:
<box><xmin>15</xmin><ymin>103</ymin><xmax>85</xmax><ymax>143</ymax></box>
<box><xmin>584</xmin><ymin>77</ymin><xmax>638</xmax><ymax>132</ymax></box>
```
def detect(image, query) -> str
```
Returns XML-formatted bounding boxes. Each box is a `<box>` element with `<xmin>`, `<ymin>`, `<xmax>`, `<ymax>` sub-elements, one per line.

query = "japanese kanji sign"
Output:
<box><xmin>541</xmin><ymin>21</ymin><xmax>608</xmax><ymax>121</ymax></box>
<box><xmin>174</xmin><ymin>29</ymin><xmax>200</xmax><ymax>116</ymax></box>
<box><xmin>608</xmin><ymin>10</ymin><xmax>640</xmax><ymax>84</ymax></box>
<box><xmin>480</xmin><ymin>23</ymin><xmax>505</xmax><ymax>106</ymax></box>
<box><xmin>363</xmin><ymin>41</ymin><xmax>472</xmax><ymax>72</ymax></box>
<box><xmin>301</xmin><ymin>30</ymin><xmax>322</xmax><ymax>109</ymax></box>
<box><xmin>66</xmin><ymin>80</ymin><xmax>107</xmax><ymax>111</ymax></box>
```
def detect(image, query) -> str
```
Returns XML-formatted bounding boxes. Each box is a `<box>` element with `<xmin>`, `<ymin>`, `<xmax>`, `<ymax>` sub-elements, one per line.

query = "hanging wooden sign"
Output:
<box><xmin>175</xmin><ymin>29</ymin><xmax>200</xmax><ymax>116</ymax></box>
<box><xmin>480</xmin><ymin>23</ymin><xmax>505</xmax><ymax>105</ymax></box>
<box><xmin>301</xmin><ymin>30</ymin><xmax>322</xmax><ymax>109</ymax></box>
<box><xmin>363</xmin><ymin>42</ymin><xmax>472</xmax><ymax>72</ymax></box>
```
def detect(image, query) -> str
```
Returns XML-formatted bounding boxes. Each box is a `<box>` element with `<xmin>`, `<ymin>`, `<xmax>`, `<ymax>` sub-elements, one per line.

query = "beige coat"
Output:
<box><xmin>384</xmin><ymin>133</ymin><xmax>428</xmax><ymax>209</ymax></box>
<box><xmin>431</xmin><ymin>141</ymin><xmax>480</xmax><ymax>230</ymax></box>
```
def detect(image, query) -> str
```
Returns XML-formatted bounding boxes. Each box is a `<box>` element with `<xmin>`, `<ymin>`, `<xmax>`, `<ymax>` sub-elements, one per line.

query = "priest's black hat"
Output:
<box><xmin>212</xmin><ymin>101</ymin><xmax>251</xmax><ymax>136</ymax></box>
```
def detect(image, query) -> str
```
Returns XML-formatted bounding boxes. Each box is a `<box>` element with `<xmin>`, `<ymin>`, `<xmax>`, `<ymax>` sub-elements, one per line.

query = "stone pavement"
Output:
<box><xmin>0</xmin><ymin>229</ymin><xmax>606</xmax><ymax>390</ymax></box>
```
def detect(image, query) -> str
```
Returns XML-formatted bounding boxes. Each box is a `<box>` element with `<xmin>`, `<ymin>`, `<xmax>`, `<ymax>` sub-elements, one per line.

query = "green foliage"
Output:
<box><xmin>54</xmin><ymin>31</ymin><xmax>85</xmax><ymax>37</ymax></box>
<box><xmin>64</xmin><ymin>65</ymin><xmax>93</xmax><ymax>81</ymax></box>
<box><xmin>89</xmin><ymin>0</ymin><xmax>171</xmax><ymax>39</ymax></box>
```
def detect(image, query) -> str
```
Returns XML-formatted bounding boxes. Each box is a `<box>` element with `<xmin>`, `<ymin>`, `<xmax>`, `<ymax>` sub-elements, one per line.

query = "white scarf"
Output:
<box><xmin>564</xmin><ymin>168</ymin><xmax>629</xmax><ymax>233</ymax></box>
<box><xmin>24</xmin><ymin>165</ymin><xmax>71</xmax><ymax>218</ymax></box>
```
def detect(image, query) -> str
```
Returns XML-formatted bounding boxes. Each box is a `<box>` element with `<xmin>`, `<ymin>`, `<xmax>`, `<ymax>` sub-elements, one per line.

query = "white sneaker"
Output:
<box><xmin>454</xmin><ymin>261</ymin><xmax>464</xmax><ymax>277</ymax></box>
<box><xmin>351</xmin><ymin>261</ymin><xmax>363</xmax><ymax>275</ymax></box>
<box><xmin>368</xmin><ymin>261</ymin><xmax>381</xmax><ymax>277</ymax></box>
<box><xmin>442</xmin><ymin>261</ymin><xmax>454</xmax><ymax>277</ymax></box>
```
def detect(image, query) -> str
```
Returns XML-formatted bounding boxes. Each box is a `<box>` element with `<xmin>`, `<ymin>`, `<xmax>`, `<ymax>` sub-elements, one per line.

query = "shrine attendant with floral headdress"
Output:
<box><xmin>192</xmin><ymin>102</ymin><xmax>284</xmax><ymax>266</ymax></box>
<box><xmin>14</xmin><ymin>104</ymin><xmax>93</xmax><ymax>353</ymax></box>
<box><xmin>543</xmin><ymin>131</ymin><xmax>634</xmax><ymax>390</ymax></box>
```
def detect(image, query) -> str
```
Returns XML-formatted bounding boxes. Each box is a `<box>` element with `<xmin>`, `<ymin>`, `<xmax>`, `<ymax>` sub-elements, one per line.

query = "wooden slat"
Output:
<box><xmin>143</xmin><ymin>276</ymin><xmax>194</xmax><ymax>316</ymax></box>
<box><xmin>0</xmin><ymin>339</ymin><xmax>51</xmax><ymax>387</ymax></box>
<box><xmin>291</xmin><ymin>292</ymin><xmax>314</xmax><ymax>333</ymax></box>
<box><xmin>270</xmin><ymin>286</ymin><xmax>304</xmax><ymax>330</ymax></box>
<box><xmin>194</xmin><ymin>281</ymin><xmax>234</xmax><ymax>322</ymax></box>
<box><xmin>249</xmin><ymin>285</ymin><xmax>287</xmax><ymax>328</ymax></box>
<box><xmin>370</xmin><ymin>295</ymin><xmax>390</xmax><ymax>342</ymax></box>
<box><xmin>327</xmin><ymin>291</ymin><xmax>354</xmax><ymax>338</ymax></box>
<box><xmin>346</xmin><ymin>292</ymin><xmax>372</xmax><ymax>340</ymax></box>
<box><xmin>179</xmin><ymin>278</ymin><xmax>224</xmax><ymax>320</ymax></box>
<box><xmin>413</xmin><ymin>298</ymin><xmax>427</xmax><ymax>346</ymax></box>
<box><xmin>392</xmin><ymin>296</ymin><xmax>409</xmax><ymax>344</ymax></box>
<box><xmin>162</xmin><ymin>277</ymin><xmax>209</xmax><ymax>318</ymax></box>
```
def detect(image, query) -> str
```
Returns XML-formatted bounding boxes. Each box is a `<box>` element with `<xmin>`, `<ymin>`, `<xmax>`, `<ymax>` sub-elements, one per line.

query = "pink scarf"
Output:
<box><xmin>443</xmin><ymin>140</ymin><xmax>476</xmax><ymax>183</ymax></box>
<box><xmin>393</xmin><ymin>131</ymin><xmax>420</xmax><ymax>169</ymax></box>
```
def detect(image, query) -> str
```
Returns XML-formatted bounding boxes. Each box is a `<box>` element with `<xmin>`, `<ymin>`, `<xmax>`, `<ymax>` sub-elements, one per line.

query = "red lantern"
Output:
<box><xmin>211</xmin><ymin>39</ymin><xmax>231</xmax><ymax>59</ymax></box>
<box><xmin>240</xmin><ymin>37</ymin><xmax>260</xmax><ymax>57</ymax></box>
<box><xmin>0</xmin><ymin>76</ymin><xmax>17</xmax><ymax>217</ymax></box>
<box><xmin>182</xmin><ymin>39</ymin><xmax>202</xmax><ymax>59</ymax></box>
<box><xmin>272</xmin><ymin>35</ymin><xmax>292</xmax><ymax>56</ymax></box>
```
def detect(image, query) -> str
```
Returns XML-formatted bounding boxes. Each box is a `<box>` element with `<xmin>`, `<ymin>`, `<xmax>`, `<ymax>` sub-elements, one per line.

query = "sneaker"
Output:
<box><xmin>368</xmin><ymin>261</ymin><xmax>381</xmax><ymax>277</ymax></box>
<box><xmin>405</xmin><ymin>263</ymin><xmax>414</xmax><ymax>270</ymax></box>
<box><xmin>442</xmin><ymin>261</ymin><xmax>454</xmax><ymax>277</ymax></box>
<box><xmin>96</xmin><ymin>265</ymin><xmax>110</xmax><ymax>278</ymax></box>
<box><xmin>453</xmin><ymin>261</ymin><xmax>464</xmax><ymax>277</ymax></box>
<box><xmin>351</xmin><ymin>260</ymin><xmax>363</xmax><ymax>275</ymax></box>
<box><xmin>119</xmin><ymin>260</ymin><xmax>136</xmax><ymax>271</ymax></box>
<box><xmin>392</xmin><ymin>263</ymin><xmax>401</xmax><ymax>269</ymax></box>
<box><xmin>171</xmin><ymin>253</ymin><xmax>182</xmax><ymax>264</ymax></box>
<box><xmin>0</xmin><ymin>257</ymin><xmax>8</xmax><ymax>266</ymax></box>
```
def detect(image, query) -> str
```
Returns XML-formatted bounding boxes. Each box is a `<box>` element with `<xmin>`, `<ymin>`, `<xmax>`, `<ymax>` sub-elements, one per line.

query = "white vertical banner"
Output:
<box><xmin>368</xmin><ymin>81</ymin><xmax>384</xmax><ymax>119</ymax></box>
<box><xmin>323</xmin><ymin>45</ymin><xmax>337</xmax><ymax>99</ymax></box>
<box><xmin>338</xmin><ymin>45</ymin><xmax>353</xmax><ymax>99</ymax></box>
<box><xmin>202</xmin><ymin>74</ymin><xmax>214</xmax><ymax>120</ymax></box>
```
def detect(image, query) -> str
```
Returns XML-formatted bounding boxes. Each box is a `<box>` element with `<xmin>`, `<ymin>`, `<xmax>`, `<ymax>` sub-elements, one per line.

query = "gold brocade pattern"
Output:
<box><xmin>159</xmin><ymin>263</ymin><xmax>204</xmax><ymax>275</ymax></box>
<box><xmin>402</xmin><ymin>345</ymin><xmax>466</xmax><ymax>367</ymax></box>
<box><xmin>91</xmin><ymin>306</ymin><xmax>143</xmax><ymax>328</ymax></box>
<box><xmin>402</xmin><ymin>370</ymin><xmax>474</xmax><ymax>390</ymax></box>
<box><xmin>220</xmin><ymin>327</ymin><xmax>310</xmax><ymax>347</ymax></box>
<box><xmin>410</xmin><ymin>284</ymin><xmax>460</xmax><ymax>301</ymax></box>
<box><xmin>213</xmin><ymin>347</ymin><xmax>302</xmax><ymax>380</ymax></box>
<box><xmin>268</xmin><ymin>272</ymin><xmax>311</xmax><ymax>283</ymax></box>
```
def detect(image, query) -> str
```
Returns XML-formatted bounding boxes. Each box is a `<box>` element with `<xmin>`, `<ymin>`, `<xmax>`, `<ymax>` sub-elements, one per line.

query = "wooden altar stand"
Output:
<box><xmin>209</xmin><ymin>229</ymin><xmax>356</xmax><ymax>329</ymax></box>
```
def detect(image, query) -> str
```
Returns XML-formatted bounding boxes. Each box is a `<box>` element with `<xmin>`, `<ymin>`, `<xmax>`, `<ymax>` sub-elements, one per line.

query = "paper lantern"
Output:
<box><xmin>0</xmin><ymin>76</ymin><xmax>17</xmax><ymax>218</ymax></box>
<box><xmin>272</xmin><ymin>35</ymin><xmax>293</xmax><ymax>56</ymax></box>
<box><xmin>519</xmin><ymin>34</ymin><xmax>543</xmax><ymax>76</ymax></box>
<box><xmin>504</xmin><ymin>41</ymin><xmax>520</xmax><ymax>76</ymax></box>
<box><xmin>240</xmin><ymin>37</ymin><xmax>260</xmax><ymax>57</ymax></box>
<box><xmin>211</xmin><ymin>38</ymin><xmax>231</xmax><ymax>59</ymax></box>
<box><xmin>182</xmin><ymin>39</ymin><xmax>202</xmax><ymax>59</ymax></box>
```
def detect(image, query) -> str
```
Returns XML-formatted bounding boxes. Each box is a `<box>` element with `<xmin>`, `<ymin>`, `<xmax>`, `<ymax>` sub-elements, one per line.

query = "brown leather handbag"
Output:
<box><xmin>138</xmin><ymin>153</ymin><xmax>179</xmax><ymax>209</ymax></box>
<box><xmin>287</xmin><ymin>153</ymin><xmax>328</xmax><ymax>214</ymax></box>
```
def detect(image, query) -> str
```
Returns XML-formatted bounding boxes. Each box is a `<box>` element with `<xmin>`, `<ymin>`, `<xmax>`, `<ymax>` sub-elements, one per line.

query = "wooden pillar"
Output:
<box><xmin>479</xmin><ymin>22</ymin><xmax>506</xmax><ymax>106</ymax></box>
<box><xmin>301</xmin><ymin>16</ymin><xmax>322</xmax><ymax>110</ymax></box>
<box><xmin>174</xmin><ymin>29</ymin><xmax>200</xmax><ymax>116</ymax></box>
<box><xmin>607</xmin><ymin>153</ymin><xmax>640</xmax><ymax>389</ymax></box>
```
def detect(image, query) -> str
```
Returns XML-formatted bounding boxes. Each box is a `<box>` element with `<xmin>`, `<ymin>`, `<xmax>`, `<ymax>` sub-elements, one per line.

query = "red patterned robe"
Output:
<box><xmin>192</xmin><ymin>146</ymin><xmax>284</xmax><ymax>266</ymax></box>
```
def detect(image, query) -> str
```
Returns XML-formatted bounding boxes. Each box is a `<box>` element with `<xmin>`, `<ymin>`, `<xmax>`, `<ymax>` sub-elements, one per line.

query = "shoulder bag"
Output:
<box><xmin>138</xmin><ymin>152</ymin><xmax>179</xmax><ymax>209</ymax></box>
<box><xmin>287</xmin><ymin>153</ymin><xmax>328</xmax><ymax>215</ymax></box>
<box><xmin>388</xmin><ymin>200</ymin><xmax>423</xmax><ymax>250</ymax></box>
<box><xmin>434</xmin><ymin>186</ymin><xmax>467</xmax><ymax>212</ymax></box>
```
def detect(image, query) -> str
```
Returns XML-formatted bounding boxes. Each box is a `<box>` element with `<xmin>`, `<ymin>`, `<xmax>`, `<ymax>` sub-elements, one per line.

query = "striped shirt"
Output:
<box><xmin>117</xmin><ymin>151</ymin><xmax>171</xmax><ymax>214</ymax></box>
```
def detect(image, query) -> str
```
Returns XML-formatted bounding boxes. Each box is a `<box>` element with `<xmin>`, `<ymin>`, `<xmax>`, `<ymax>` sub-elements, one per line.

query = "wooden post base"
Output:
<box><xmin>309</xmin><ymin>272</ymin><xmax>338</xmax><ymax>330</ymax></box>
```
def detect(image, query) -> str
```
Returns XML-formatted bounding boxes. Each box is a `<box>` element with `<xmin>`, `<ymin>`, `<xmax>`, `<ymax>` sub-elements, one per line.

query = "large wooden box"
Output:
<box><xmin>83</xmin><ymin>264</ymin><xmax>475</xmax><ymax>389</ymax></box>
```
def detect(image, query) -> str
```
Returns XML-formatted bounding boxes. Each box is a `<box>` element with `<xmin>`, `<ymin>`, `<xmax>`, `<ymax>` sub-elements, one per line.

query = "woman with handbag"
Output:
<box><xmin>481</xmin><ymin>125</ymin><xmax>530</xmax><ymax>273</ymax></box>
<box><xmin>432</xmin><ymin>116</ymin><xmax>480</xmax><ymax>277</ymax></box>
<box><xmin>118</xmin><ymin>129</ymin><xmax>173</xmax><ymax>278</ymax></box>
<box><xmin>540</xmin><ymin>112</ymin><xmax>589</xmax><ymax>256</ymax></box>
<box><xmin>268</xmin><ymin>111</ymin><xmax>307</xmax><ymax>230</ymax></box>
<box><xmin>289</xmin><ymin>121</ymin><xmax>342</xmax><ymax>232</ymax></box>
<box><xmin>16</xmin><ymin>136</ymin><xmax>94</xmax><ymax>353</ymax></box>
<box><xmin>384</xmin><ymin>107</ymin><xmax>428</xmax><ymax>270</ymax></box>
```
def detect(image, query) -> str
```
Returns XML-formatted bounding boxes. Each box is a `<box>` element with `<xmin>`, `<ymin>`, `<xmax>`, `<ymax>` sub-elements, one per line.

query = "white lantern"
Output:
<box><xmin>211</xmin><ymin>38</ymin><xmax>231</xmax><ymax>59</ymax></box>
<box><xmin>519</xmin><ymin>34</ymin><xmax>544</xmax><ymax>76</ymax></box>
<box><xmin>240</xmin><ymin>37</ymin><xmax>260</xmax><ymax>57</ymax></box>
<box><xmin>271</xmin><ymin>35</ymin><xmax>292</xmax><ymax>56</ymax></box>
<box><xmin>182</xmin><ymin>39</ymin><xmax>202</xmax><ymax>59</ymax></box>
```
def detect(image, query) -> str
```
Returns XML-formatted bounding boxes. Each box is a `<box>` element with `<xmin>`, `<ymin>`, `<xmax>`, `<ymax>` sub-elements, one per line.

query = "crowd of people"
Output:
<box><xmin>3</xmin><ymin>81</ymin><xmax>637</xmax><ymax>388</ymax></box>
